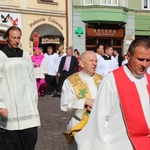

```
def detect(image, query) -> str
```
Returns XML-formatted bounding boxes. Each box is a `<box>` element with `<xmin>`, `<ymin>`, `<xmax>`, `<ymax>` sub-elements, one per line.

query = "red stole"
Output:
<box><xmin>113</xmin><ymin>66</ymin><xmax>150</xmax><ymax>150</ymax></box>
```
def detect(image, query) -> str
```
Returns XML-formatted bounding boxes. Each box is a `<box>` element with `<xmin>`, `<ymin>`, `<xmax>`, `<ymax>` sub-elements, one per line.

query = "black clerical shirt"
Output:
<box><xmin>102</xmin><ymin>55</ymin><xmax>111</xmax><ymax>60</ymax></box>
<box><xmin>1</xmin><ymin>45</ymin><xmax>23</xmax><ymax>58</ymax></box>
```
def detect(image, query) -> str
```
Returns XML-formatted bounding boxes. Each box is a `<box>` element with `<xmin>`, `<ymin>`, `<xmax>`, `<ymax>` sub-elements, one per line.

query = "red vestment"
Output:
<box><xmin>113</xmin><ymin>66</ymin><xmax>150</xmax><ymax>150</ymax></box>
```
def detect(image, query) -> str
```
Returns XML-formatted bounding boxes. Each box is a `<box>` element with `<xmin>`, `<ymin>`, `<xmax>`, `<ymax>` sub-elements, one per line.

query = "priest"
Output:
<box><xmin>60</xmin><ymin>51</ymin><xmax>103</xmax><ymax>150</ymax></box>
<box><xmin>76</xmin><ymin>38</ymin><xmax>150</xmax><ymax>150</ymax></box>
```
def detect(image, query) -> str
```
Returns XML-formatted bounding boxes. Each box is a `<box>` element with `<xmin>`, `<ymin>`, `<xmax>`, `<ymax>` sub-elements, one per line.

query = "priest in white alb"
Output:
<box><xmin>60</xmin><ymin>51</ymin><xmax>103</xmax><ymax>150</ymax></box>
<box><xmin>75</xmin><ymin>38</ymin><xmax>150</xmax><ymax>150</ymax></box>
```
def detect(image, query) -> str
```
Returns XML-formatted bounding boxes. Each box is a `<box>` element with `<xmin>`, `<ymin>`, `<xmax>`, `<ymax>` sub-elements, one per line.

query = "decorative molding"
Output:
<box><xmin>37</xmin><ymin>0</ymin><xmax>58</xmax><ymax>5</ymax></box>
<box><xmin>0</xmin><ymin>7</ymin><xmax>65</xmax><ymax>17</ymax></box>
<box><xmin>0</xmin><ymin>0</ymin><xmax>12</xmax><ymax>4</ymax></box>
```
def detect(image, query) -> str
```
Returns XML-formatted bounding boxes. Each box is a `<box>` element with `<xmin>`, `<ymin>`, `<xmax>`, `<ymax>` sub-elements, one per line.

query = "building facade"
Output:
<box><xmin>72</xmin><ymin>0</ymin><xmax>150</xmax><ymax>55</ymax></box>
<box><xmin>0</xmin><ymin>0</ymin><xmax>72</xmax><ymax>54</ymax></box>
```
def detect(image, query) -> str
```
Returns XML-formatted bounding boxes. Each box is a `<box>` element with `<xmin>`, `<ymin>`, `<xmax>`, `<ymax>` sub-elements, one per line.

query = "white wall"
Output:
<box><xmin>72</xmin><ymin>11</ymin><xmax>86</xmax><ymax>54</ymax></box>
<box><xmin>123</xmin><ymin>12</ymin><xmax>135</xmax><ymax>55</ymax></box>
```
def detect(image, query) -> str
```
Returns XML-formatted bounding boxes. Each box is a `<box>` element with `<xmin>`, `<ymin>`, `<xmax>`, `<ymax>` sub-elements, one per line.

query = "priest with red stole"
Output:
<box><xmin>75</xmin><ymin>38</ymin><xmax>150</xmax><ymax>150</ymax></box>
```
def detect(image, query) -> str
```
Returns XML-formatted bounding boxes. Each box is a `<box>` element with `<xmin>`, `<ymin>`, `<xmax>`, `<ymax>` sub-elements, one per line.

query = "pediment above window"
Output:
<box><xmin>37</xmin><ymin>0</ymin><xmax>58</xmax><ymax>5</ymax></box>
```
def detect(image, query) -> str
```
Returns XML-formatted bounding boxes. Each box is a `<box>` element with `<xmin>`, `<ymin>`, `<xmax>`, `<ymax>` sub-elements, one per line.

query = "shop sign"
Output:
<box><xmin>29</xmin><ymin>17</ymin><xmax>63</xmax><ymax>30</ymax></box>
<box><xmin>75</xmin><ymin>27</ymin><xmax>84</xmax><ymax>37</ymax></box>
<box><xmin>0</xmin><ymin>12</ymin><xmax>21</xmax><ymax>28</ymax></box>
<box><xmin>42</xmin><ymin>37</ymin><xmax>60</xmax><ymax>44</ymax></box>
<box><xmin>87</xmin><ymin>27</ymin><xmax>124</xmax><ymax>37</ymax></box>
<box><xmin>94</xmin><ymin>29</ymin><xmax>117</xmax><ymax>35</ymax></box>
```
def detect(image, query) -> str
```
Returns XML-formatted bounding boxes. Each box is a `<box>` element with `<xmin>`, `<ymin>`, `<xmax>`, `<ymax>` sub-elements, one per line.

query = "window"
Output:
<box><xmin>0</xmin><ymin>31</ymin><xmax>5</xmax><ymax>40</ymax></box>
<box><xmin>38</xmin><ymin>0</ymin><xmax>53</xmax><ymax>2</ymax></box>
<box><xmin>113</xmin><ymin>39</ymin><xmax>121</xmax><ymax>46</ymax></box>
<box><xmin>144</xmin><ymin>0</ymin><xmax>148</xmax><ymax>8</ymax></box>
<box><xmin>143</xmin><ymin>0</ymin><xmax>150</xmax><ymax>9</ymax></box>
<box><xmin>86</xmin><ymin>38</ymin><xmax>96</xmax><ymax>45</ymax></box>
<box><xmin>100</xmin><ymin>0</ymin><xmax>118</xmax><ymax>6</ymax></box>
<box><xmin>83</xmin><ymin>0</ymin><xmax>93</xmax><ymax>5</ymax></box>
<box><xmin>37</xmin><ymin>0</ymin><xmax>58</xmax><ymax>5</ymax></box>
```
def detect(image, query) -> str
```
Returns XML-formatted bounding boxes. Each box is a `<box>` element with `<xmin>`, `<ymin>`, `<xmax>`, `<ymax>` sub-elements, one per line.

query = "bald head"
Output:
<box><xmin>80</xmin><ymin>51</ymin><xmax>97</xmax><ymax>76</ymax></box>
<box><xmin>80</xmin><ymin>51</ymin><xmax>96</xmax><ymax>60</ymax></box>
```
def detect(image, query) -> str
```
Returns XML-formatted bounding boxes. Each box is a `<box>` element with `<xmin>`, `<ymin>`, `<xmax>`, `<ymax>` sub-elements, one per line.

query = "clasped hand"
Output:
<box><xmin>85</xmin><ymin>98</ymin><xmax>94</xmax><ymax>112</ymax></box>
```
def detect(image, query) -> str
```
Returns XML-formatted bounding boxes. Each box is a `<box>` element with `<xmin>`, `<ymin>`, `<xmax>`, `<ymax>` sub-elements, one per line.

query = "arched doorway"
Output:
<box><xmin>30</xmin><ymin>24</ymin><xmax>64</xmax><ymax>53</ymax></box>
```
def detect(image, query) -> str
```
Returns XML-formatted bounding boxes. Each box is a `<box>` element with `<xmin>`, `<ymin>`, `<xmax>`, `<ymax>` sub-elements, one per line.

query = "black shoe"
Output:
<box><xmin>52</xmin><ymin>92</ymin><xmax>61</xmax><ymax>98</ymax></box>
<box><xmin>49</xmin><ymin>91</ymin><xmax>55</xmax><ymax>95</ymax></box>
<box><xmin>45</xmin><ymin>92</ymin><xmax>49</xmax><ymax>95</ymax></box>
<box><xmin>45</xmin><ymin>91</ymin><xmax>53</xmax><ymax>95</ymax></box>
<box><xmin>58</xmin><ymin>94</ymin><xmax>61</xmax><ymax>98</ymax></box>
<box><xmin>41</xmin><ymin>92</ymin><xmax>44</xmax><ymax>97</ymax></box>
<box><xmin>52</xmin><ymin>92</ymin><xmax>58</xmax><ymax>97</ymax></box>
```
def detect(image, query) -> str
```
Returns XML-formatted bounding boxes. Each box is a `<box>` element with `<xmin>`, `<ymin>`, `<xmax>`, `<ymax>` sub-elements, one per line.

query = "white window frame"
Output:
<box><xmin>142</xmin><ymin>0</ymin><xmax>150</xmax><ymax>10</ymax></box>
<box><xmin>100</xmin><ymin>0</ymin><xmax>118</xmax><ymax>6</ymax></box>
<box><xmin>83</xmin><ymin>0</ymin><xmax>93</xmax><ymax>6</ymax></box>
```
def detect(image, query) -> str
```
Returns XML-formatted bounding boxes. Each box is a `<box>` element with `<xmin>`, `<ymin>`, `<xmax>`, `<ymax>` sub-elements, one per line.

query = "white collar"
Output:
<box><xmin>123</xmin><ymin>66</ymin><xmax>148</xmax><ymax>84</ymax></box>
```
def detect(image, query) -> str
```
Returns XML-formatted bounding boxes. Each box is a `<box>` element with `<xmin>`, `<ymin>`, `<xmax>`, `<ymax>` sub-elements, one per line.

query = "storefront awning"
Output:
<box><xmin>30</xmin><ymin>24</ymin><xmax>63</xmax><ymax>40</ymax></box>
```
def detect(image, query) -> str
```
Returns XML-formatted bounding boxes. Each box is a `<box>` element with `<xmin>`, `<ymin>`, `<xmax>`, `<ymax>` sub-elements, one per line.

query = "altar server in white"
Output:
<box><xmin>0</xmin><ymin>26</ymin><xmax>40</xmax><ymax>150</ymax></box>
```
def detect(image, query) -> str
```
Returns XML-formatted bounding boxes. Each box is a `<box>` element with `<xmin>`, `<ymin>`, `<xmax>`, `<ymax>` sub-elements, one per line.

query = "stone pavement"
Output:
<box><xmin>35</xmin><ymin>95</ymin><xmax>70</xmax><ymax>150</ymax></box>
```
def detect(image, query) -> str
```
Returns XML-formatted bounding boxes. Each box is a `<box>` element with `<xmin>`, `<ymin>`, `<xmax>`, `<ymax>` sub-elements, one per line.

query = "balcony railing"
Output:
<box><xmin>82</xmin><ymin>0</ymin><xmax>127</xmax><ymax>7</ymax></box>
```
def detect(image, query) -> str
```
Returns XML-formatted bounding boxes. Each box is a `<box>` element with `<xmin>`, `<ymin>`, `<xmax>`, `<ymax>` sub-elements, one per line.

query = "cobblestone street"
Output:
<box><xmin>35</xmin><ymin>95</ymin><xmax>70</xmax><ymax>150</ymax></box>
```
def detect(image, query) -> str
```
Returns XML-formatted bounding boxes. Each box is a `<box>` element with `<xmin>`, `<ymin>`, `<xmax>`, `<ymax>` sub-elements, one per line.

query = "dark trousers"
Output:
<box><xmin>45</xmin><ymin>75</ymin><xmax>57</xmax><ymax>94</ymax></box>
<box><xmin>0</xmin><ymin>127</ymin><xmax>37</xmax><ymax>150</ymax></box>
<box><xmin>57</xmin><ymin>71</ymin><xmax>73</xmax><ymax>92</ymax></box>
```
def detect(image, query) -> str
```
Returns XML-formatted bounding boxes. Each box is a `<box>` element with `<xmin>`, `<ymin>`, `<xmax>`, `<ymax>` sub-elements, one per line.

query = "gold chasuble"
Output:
<box><xmin>63</xmin><ymin>72</ymin><xmax>103</xmax><ymax>144</ymax></box>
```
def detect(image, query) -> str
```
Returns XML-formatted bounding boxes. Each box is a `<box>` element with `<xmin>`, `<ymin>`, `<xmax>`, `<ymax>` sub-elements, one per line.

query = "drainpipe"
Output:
<box><xmin>66</xmin><ymin>0</ymin><xmax>69</xmax><ymax>47</ymax></box>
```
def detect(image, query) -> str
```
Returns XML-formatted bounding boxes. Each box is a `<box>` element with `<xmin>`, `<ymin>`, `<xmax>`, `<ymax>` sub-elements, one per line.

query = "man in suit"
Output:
<box><xmin>57</xmin><ymin>46</ymin><xmax>78</xmax><ymax>94</ymax></box>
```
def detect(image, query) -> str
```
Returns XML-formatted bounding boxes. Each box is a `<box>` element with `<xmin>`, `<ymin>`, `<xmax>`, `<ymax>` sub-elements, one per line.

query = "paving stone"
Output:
<box><xmin>35</xmin><ymin>95</ymin><xmax>70</xmax><ymax>150</ymax></box>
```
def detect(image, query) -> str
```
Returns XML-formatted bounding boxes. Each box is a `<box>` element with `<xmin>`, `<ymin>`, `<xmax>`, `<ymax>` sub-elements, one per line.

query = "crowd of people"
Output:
<box><xmin>31</xmin><ymin>41</ymin><xmax>127</xmax><ymax>98</ymax></box>
<box><xmin>31</xmin><ymin>45</ymin><xmax>80</xmax><ymax>97</ymax></box>
<box><xmin>1</xmin><ymin>26</ymin><xmax>150</xmax><ymax>150</ymax></box>
<box><xmin>60</xmin><ymin>40</ymin><xmax>150</xmax><ymax>150</ymax></box>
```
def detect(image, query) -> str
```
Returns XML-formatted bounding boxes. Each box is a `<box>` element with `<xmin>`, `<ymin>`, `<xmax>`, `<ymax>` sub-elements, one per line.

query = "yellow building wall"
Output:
<box><xmin>22</xmin><ymin>14</ymin><xmax>66</xmax><ymax>54</ymax></box>
<box><xmin>0</xmin><ymin>0</ymin><xmax>65</xmax><ymax>10</ymax></box>
<box><xmin>0</xmin><ymin>0</ymin><xmax>72</xmax><ymax>53</ymax></box>
<box><xmin>26</xmin><ymin>0</ymin><xmax>65</xmax><ymax>11</ymax></box>
<box><xmin>0</xmin><ymin>0</ymin><xmax>20</xmax><ymax>7</ymax></box>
